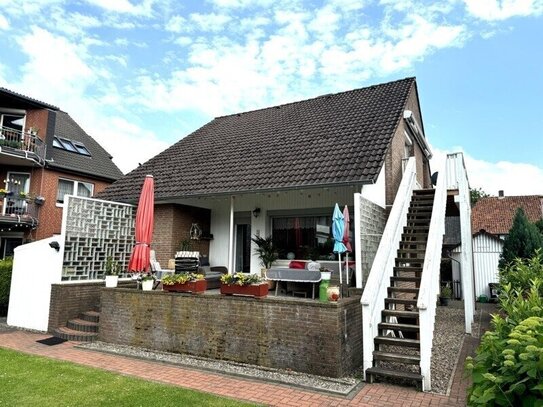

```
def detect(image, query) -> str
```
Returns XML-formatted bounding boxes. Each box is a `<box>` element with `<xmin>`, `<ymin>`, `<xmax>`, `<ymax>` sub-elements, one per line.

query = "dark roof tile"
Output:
<box><xmin>100</xmin><ymin>77</ymin><xmax>416</xmax><ymax>202</ymax></box>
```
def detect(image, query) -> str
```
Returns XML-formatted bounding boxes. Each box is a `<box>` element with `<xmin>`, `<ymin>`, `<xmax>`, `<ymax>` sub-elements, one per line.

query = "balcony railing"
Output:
<box><xmin>0</xmin><ymin>126</ymin><xmax>46</xmax><ymax>165</ymax></box>
<box><xmin>0</xmin><ymin>196</ymin><xmax>39</xmax><ymax>228</ymax></box>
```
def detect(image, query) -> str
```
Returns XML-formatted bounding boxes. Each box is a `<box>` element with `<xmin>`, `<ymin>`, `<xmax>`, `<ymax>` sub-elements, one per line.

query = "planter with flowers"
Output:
<box><xmin>220</xmin><ymin>272</ymin><xmax>268</xmax><ymax>298</ymax></box>
<box><xmin>0</xmin><ymin>189</ymin><xmax>12</xmax><ymax>199</ymax></box>
<box><xmin>162</xmin><ymin>273</ymin><xmax>207</xmax><ymax>293</ymax></box>
<box><xmin>140</xmin><ymin>272</ymin><xmax>156</xmax><ymax>291</ymax></box>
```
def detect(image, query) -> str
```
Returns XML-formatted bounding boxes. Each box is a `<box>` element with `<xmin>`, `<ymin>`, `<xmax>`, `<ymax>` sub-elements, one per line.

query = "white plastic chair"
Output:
<box><xmin>150</xmin><ymin>250</ymin><xmax>174</xmax><ymax>280</ymax></box>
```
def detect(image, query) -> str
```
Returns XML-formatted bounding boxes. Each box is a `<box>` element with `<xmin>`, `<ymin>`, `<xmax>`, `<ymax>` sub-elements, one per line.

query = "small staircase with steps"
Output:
<box><xmin>366</xmin><ymin>189</ymin><xmax>435</xmax><ymax>389</ymax></box>
<box><xmin>53</xmin><ymin>310</ymin><xmax>100</xmax><ymax>342</ymax></box>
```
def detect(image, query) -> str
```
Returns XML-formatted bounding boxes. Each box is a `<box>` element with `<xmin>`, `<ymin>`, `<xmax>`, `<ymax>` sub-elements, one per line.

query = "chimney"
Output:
<box><xmin>498</xmin><ymin>190</ymin><xmax>504</xmax><ymax>198</ymax></box>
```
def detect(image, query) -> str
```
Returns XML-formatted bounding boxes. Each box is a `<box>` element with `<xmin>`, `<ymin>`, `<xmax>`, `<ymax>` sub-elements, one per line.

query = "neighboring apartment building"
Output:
<box><xmin>0</xmin><ymin>88</ymin><xmax>123</xmax><ymax>257</ymax></box>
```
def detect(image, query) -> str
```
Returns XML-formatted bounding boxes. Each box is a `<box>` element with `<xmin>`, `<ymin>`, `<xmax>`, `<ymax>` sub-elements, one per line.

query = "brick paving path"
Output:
<box><xmin>0</xmin><ymin>306</ymin><xmax>493</xmax><ymax>406</ymax></box>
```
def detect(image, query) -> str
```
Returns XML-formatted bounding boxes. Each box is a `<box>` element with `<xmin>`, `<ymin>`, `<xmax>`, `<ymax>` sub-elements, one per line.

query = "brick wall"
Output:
<box><xmin>99</xmin><ymin>289</ymin><xmax>363</xmax><ymax>378</ymax></box>
<box><xmin>48</xmin><ymin>281</ymin><xmax>136</xmax><ymax>332</ymax></box>
<box><xmin>25</xmin><ymin>109</ymin><xmax>49</xmax><ymax>142</ymax></box>
<box><xmin>153</xmin><ymin>204</ymin><xmax>211</xmax><ymax>265</ymax></box>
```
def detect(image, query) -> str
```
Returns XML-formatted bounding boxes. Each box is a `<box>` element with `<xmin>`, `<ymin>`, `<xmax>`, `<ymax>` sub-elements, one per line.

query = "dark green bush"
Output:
<box><xmin>499</xmin><ymin>209</ymin><xmax>543</xmax><ymax>269</ymax></box>
<box><xmin>0</xmin><ymin>257</ymin><xmax>13</xmax><ymax>315</ymax></box>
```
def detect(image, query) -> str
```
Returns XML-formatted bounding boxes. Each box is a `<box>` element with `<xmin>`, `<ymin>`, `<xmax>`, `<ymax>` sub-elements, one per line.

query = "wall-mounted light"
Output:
<box><xmin>49</xmin><ymin>241</ymin><xmax>60</xmax><ymax>252</ymax></box>
<box><xmin>252</xmin><ymin>207</ymin><xmax>261</xmax><ymax>218</ymax></box>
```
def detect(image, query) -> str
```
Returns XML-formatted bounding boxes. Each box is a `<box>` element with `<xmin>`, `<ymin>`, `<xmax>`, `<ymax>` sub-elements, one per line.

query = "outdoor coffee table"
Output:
<box><xmin>265</xmin><ymin>269</ymin><xmax>322</xmax><ymax>299</ymax></box>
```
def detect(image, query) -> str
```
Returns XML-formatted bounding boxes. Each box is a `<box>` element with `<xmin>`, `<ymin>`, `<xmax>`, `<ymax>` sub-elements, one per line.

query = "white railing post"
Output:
<box><xmin>354</xmin><ymin>192</ymin><xmax>363</xmax><ymax>288</ymax></box>
<box><xmin>361</xmin><ymin>157</ymin><xmax>417</xmax><ymax>379</ymax></box>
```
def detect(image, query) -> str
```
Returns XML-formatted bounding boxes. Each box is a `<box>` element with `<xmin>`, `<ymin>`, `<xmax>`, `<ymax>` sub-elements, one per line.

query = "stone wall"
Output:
<box><xmin>359</xmin><ymin>196</ymin><xmax>387</xmax><ymax>282</ymax></box>
<box><xmin>48</xmin><ymin>280</ymin><xmax>136</xmax><ymax>332</ymax></box>
<box><xmin>99</xmin><ymin>289</ymin><xmax>363</xmax><ymax>378</ymax></box>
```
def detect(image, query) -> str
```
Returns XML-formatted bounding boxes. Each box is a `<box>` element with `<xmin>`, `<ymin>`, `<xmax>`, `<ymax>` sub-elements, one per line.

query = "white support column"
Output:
<box><xmin>354</xmin><ymin>192</ymin><xmax>363</xmax><ymax>288</ymax></box>
<box><xmin>227</xmin><ymin>195</ymin><xmax>235</xmax><ymax>275</ymax></box>
<box><xmin>457</xmin><ymin>194</ymin><xmax>474</xmax><ymax>333</ymax></box>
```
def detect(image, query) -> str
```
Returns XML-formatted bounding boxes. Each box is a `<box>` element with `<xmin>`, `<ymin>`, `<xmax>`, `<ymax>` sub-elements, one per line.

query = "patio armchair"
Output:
<box><xmin>150</xmin><ymin>250</ymin><xmax>175</xmax><ymax>280</ymax></box>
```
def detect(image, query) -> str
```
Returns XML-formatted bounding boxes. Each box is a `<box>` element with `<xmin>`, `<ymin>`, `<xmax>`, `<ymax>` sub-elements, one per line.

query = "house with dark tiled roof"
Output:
<box><xmin>100</xmin><ymin>77</ymin><xmax>433</xmax><ymax>275</ymax></box>
<box><xmin>451</xmin><ymin>192</ymin><xmax>543</xmax><ymax>299</ymax></box>
<box><xmin>97</xmin><ymin>77</ymin><xmax>476</xmax><ymax>390</ymax></box>
<box><xmin>0</xmin><ymin>87</ymin><xmax>123</xmax><ymax>257</ymax></box>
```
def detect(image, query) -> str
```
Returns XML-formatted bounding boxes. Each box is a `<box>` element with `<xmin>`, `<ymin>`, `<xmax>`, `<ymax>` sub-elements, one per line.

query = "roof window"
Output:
<box><xmin>53</xmin><ymin>136</ymin><xmax>91</xmax><ymax>156</ymax></box>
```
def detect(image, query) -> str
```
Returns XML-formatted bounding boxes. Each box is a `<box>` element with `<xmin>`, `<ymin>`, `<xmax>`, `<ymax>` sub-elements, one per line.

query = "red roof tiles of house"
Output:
<box><xmin>472</xmin><ymin>195</ymin><xmax>543</xmax><ymax>235</ymax></box>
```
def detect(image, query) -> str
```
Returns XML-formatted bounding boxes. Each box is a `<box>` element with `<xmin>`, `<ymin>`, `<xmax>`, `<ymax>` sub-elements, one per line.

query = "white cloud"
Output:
<box><xmin>431</xmin><ymin>147</ymin><xmax>543</xmax><ymax>196</ymax></box>
<box><xmin>165</xmin><ymin>15</ymin><xmax>188</xmax><ymax>33</ymax></box>
<box><xmin>189</xmin><ymin>12</ymin><xmax>232</xmax><ymax>32</ymax></box>
<box><xmin>464</xmin><ymin>0</ymin><xmax>543</xmax><ymax>21</ymax></box>
<box><xmin>85</xmin><ymin>0</ymin><xmax>156</xmax><ymax>16</ymax></box>
<box><xmin>0</xmin><ymin>14</ymin><xmax>9</xmax><ymax>30</ymax></box>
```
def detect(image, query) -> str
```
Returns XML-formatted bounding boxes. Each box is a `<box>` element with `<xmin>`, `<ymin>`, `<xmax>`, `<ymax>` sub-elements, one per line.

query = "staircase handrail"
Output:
<box><xmin>416</xmin><ymin>155</ymin><xmax>450</xmax><ymax>391</ymax></box>
<box><xmin>361</xmin><ymin>157</ymin><xmax>417</xmax><ymax>376</ymax></box>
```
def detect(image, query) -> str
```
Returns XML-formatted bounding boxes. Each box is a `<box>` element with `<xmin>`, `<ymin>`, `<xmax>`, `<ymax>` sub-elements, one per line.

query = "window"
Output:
<box><xmin>52</xmin><ymin>136</ymin><xmax>91</xmax><ymax>156</ymax></box>
<box><xmin>56</xmin><ymin>179</ymin><xmax>94</xmax><ymax>204</ymax></box>
<box><xmin>272</xmin><ymin>215</ymin><xmax>336</xmax><ymax>260</ymax></box>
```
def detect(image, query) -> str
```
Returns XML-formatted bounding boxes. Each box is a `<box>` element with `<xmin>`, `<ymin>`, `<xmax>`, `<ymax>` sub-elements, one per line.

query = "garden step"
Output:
<box><xmin>390</xmin><ymin>276</ymin><xmax>421</xmax><ymax>283</ymax></box>
<box><xmin>373</xmin><ymin>351</ymin><xmax>421</xmax><ymax>365</ymax></box>
<box><xmin>366</xmin><ymin>367</ymin><xmax>423</xmax><ymax>386</ymax></box>
<box><xmin>388</xmin><ymin>287</ymin><xmax>419</xmax><ymax>294</ymax></box>
<box><xmin>382</xmin><ymin>309</ymin><xmax>419</xmax><ymax>319</ymax></box>
<box><xmin>375</xmin><ymin>336</ymin><xmax>420</xmax><ymax>348</ymax></box>
<box><xmin>66</xmin><ymin>318</ymin><xmax>99</xmax><ymax>333</ymax></box>
<box><xmin>378</xmin><ymin>322</ymin><xmax>420</xmax><ymax>333</ymax></box>
<box><xmin>53</xmin><ymin>327</ymin><xmax>98</xmax><ymax>342</ymax></box>
<box><xmin>80</xmin><ymin>311</ymin><xmax>100</xmax><ymax>323</ymax></box>
<box><xmin>384</xmin><ymin>297</ymin><xmax>418</xmax><ymax>306</ymax></box>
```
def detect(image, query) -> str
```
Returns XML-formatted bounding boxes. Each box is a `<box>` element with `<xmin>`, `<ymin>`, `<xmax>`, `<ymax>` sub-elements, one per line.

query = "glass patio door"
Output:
<box><xmin>234</xmin><ymin>222</ymin><xmax>251</xmax><ymax>273</ymax></box>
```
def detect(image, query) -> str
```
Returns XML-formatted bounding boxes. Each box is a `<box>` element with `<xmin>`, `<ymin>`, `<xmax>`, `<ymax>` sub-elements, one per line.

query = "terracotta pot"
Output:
<box><xmin>220</xmin><ymin>283</ymin><xmax>268</xmax><ymax>298</ymax></box>
<box><xmin>163</xmin><ymin>280</ymin><xmax>207</xmax><ymax>293</ymax></box>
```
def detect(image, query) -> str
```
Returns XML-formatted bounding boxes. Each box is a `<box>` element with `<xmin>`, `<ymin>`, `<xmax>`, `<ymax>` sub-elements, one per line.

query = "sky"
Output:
<box><xmin>0</xmin><ymin>0</ymin><xmax>542</xmax><ymax>196</ymax></box>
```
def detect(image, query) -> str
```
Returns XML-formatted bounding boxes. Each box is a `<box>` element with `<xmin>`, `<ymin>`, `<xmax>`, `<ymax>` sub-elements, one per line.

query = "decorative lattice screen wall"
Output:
<box><xmin>358</xmin><ymin>196</ymin><xmax>386</xmax><ymax>282</ymax></box>
<box><xmin>62</xmin><ymin>196</ymin><xmax>135</xmax><ymax>281</ymax></box>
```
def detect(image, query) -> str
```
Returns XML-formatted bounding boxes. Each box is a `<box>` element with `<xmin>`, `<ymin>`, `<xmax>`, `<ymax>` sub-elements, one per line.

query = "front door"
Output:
<box><xmin>1</xmin><ymin>237</ymin><xmax>23</xmax><ymax>258</ymax></box>
<box><xmin>235</xmin><ymin>222</ymin><xmax>251</xmax><ymax>273</ymax></box>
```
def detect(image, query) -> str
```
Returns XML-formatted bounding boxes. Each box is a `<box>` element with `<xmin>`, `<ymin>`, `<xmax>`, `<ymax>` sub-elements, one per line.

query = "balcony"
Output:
<box><xmin>0</xmin><ymin>126</ymin><xmax>46</xmax><ymax>166</ymax></box>
<box><xmin>0</xmin><ymin>195</ymin><xmax>39</xmax><ymax>229</ymax></box>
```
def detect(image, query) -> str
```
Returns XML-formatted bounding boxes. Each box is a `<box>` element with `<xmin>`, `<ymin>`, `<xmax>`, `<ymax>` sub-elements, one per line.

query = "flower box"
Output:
<box><xmin>220</xmin><ymin>283</ymin><xmax>268</xmax><ymax>298</ymax></box>
<box><xmin>163</xmin><ymin>279</ymin><xmax>207</xmax><ymax>293</ymax></box>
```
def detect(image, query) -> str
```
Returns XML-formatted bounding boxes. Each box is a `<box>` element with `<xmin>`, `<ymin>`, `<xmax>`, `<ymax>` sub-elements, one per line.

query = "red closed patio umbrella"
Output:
<box><xmin>128</xmin><ymin>175</ymin><xmax>154</xmax><ymax>273</ymax></box>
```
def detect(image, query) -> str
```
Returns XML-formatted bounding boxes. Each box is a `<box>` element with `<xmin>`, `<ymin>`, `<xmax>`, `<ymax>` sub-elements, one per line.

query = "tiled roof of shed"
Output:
<box><xmin>47</xmin><ymin>111</ymin><xmax>124</xmax><ymax>181</ymax></box>
<box><xmin>99</xmin><ymin>77</ymin><xmax>417</xmax><ymax>202</ymax></box>
<box><xmin>472</xmin><ymin>195</ymin><xmax>543</xmax><ymax>235</ymax></box>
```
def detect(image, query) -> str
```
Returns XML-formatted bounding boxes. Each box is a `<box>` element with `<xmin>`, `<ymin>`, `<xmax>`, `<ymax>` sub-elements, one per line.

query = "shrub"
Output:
<box><xmin>499</xmin><ymin>208</ymin><xmax>542</xmax><ymax>269</ymax></box>
<box><xmin>499</xmin><ymin>250</ymin><xmax>543</xmax><ymax>297</ymax></box>
<box><xmin>467</xmin><ymin>278</ymin><xmax>543</xmax><ymax>406</ymax></box>
<box><xmin>0</xmin><ymin>257</ymin><xmax>14</xmax><ymax>314</ymax></box>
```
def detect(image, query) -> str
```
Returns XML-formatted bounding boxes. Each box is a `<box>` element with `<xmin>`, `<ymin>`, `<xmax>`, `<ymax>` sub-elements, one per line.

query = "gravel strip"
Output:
<box><xmin>430</xmin><ymin>304</ymin><xmax>467</xmax><ymax>395</ymax></box>
<box><xmin>78</xmin><ymin>341</ymin><xmax>361</xmax><ymax>395</ymax></box>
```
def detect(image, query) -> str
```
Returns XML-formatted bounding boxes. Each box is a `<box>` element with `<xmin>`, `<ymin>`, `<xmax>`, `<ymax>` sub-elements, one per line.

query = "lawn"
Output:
<box><xmin>0</xmin><ymin>348</ymin><xmax>257</xmax><ymax>406</ymax></box>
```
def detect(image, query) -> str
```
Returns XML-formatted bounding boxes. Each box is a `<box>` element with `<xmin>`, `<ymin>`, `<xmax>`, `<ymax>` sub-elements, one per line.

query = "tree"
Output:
<box><xmin>535</xmin><ymin>218</ymin><xmax>543</xmax><ymax>237</ymax></box>
<box><xmin>470</xmin><ymin>187</ymin><xmax>490</xmax><ymax>206</ymax></box>
<box><xmin>499</xmin><ymin>208</ymin><xmax>543</xmax><ymax>269</ymax></box>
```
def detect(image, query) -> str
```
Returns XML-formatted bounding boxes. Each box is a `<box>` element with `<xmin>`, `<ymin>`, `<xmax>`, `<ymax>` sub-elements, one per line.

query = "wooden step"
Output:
<box><xmin>388</xmin><ymin>287</ymin><xmax>419</xmax><ymax>294</ymax></box>
<box><xmin>385</xmin><ymin>297</ymin><xmax>418</xmax><ymax>306</ymax></box>
<box><xmin>373</xmin><ymin>351</ymin><xmax>421</xmax><ymax>365</ymax></box>
<box><xmin>382</xmin><ymin>309</ymin><xmax>419</xmax><ymax>319</ymax></box>
<box><xmin>397</xmin><ymin>249</ymin><xmax>426</xmax><ymax>255</ymax></box>
<box><xmin>390</xmin><ymin>276</ymin><xmax>421</xmax><ymax>283</ymax></box>
<box><xmin>405</xmin><ymin>218</ymin><xmax>431</xmax><ymax>224</ymax></box>
<box><xmin>394</xmin><ymin>266</ymin><xmax>422</xmax><ymax>273</ymax></box>
<box><xmin>375</xmin><ymin>336</ymin><xmax>420</xmax><ymax>348</ymax></box>
<box><xmin>80</xmin><ymin>311</ymin><xmax>100</xmax><ymax>323</ymax></box>
<box><xmin>66</xmin><ymin>318</ymin><xmax>99</xmax><ymax>333</ymax></box>
<box><xmin>408</xmin><ymin>206</ymin><xmax>433</xmax><ymax>212</ymax></box>
<box><xmin>53</xmin><ymin>327</ymin><xmax>98</xmax><ymax>342</ymax></box>
<box><xmin>403</xmin><ymin>226</ymin><xmax>430</xmax><ymax>232</ymax></box>
<box><xmin>413</xmin><ymin>189</ymin><xmax>435</xmax><ymax>195</ymax></box>
<box><xmin>366</xmin><ymin>367</ymin><xmax>423</xmax><ymax>386</ymax></box>
<box><xmin>378</xmin><ymin>322</ymin><xmax>420</xmax><ymax>332</ymax></box>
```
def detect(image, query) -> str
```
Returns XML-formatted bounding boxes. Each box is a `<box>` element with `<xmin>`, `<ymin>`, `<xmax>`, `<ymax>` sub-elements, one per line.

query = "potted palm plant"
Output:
<box><xmin>251</xmin><ymin>235</ymin><xmax>278</xmax><ymax>289</ymax></box>
<box><xmin>104</xmin><ymin>256</ymin><xmax>120</xmax><ymax>288</ymax></box>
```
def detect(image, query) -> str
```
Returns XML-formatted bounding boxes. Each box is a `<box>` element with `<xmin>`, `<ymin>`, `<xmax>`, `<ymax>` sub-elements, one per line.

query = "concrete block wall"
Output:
<box><xmin>359</xmin><ymin>197</ymin><xmax>387</xmax><ymax>282</ymax></box>
<box><xmin>99</xmin><ymin>289</ymin><xmax>363</xmax><ymax>378</ymax></box>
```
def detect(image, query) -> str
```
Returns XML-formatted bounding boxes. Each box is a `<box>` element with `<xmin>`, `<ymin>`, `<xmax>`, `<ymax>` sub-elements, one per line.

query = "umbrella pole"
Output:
<box><xmin>338</xmin><ymin>252</ymin><xmax>343</xmax><ymax>298</ymax></box>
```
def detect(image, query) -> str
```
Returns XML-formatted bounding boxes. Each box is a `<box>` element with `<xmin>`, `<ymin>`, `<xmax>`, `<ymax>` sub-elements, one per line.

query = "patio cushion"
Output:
<box><xmin>288</xmin><ymin>261</ymin><xmax>305</xmax><ymax>269</ymax></box>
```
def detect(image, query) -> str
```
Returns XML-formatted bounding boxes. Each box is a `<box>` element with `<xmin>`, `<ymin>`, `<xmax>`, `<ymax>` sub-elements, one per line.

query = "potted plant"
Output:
<box><xmin>0</xmin><ymin>189</ymin><xmax>8</xmax><ymax>199</ymax></box>
<box><xmin>140</xmin><ymin>272</ymin><xmax>156</xmax><ymax>291</ymax></box>
<box><xmin>162</xmin><ymin>272</ymin><xmax>207</xmax><ymax>293</ymax></box>
<box><xmin>220</xmin><ymin>272</ymin><xmax>268</xmax><ymax>298</ymax></box>
<box><xmin>251</xmin><ymin>235</ymin><xmax>278</xmax><ymax>270</ymax></box>
<box><xmin>439</xmin><ymin>284</ymin><xmax>452</xmax><ymax>306</ymax></box>
<box><xmin>104</xmin><ymin>257</ymin><xmax>121</xmax><ymax>288</ymax></box>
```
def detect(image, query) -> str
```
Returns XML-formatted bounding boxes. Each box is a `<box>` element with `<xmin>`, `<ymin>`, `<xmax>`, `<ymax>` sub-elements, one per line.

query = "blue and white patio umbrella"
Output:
<box><xmin>332</xmin><ymin>203</ymin><xmax>347</xmax><ymax>295</ymax></box>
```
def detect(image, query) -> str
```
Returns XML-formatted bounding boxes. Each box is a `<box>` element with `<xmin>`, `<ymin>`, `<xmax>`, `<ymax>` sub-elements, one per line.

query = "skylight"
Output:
<box><xmin>53</xmin><ymin>136</ymin><xmax>91</xmax><ymax>156</ymax></box>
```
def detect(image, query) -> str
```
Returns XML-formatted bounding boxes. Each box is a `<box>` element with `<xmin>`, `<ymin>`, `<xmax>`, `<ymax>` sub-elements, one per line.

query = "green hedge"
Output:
<box><xmin>0</xmin><ymin>257</ymin><xmax>13</xmax><ymax>314</ymax></box>
<box><xmin>467</xmin><ymin>255</ymin><xmax>543</xmax><ymax>406</ymax></box>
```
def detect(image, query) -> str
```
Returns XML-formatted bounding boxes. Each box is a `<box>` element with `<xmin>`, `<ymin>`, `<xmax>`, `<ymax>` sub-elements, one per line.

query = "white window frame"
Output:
<box><xmin>56</xmin><ymin>178</ymin><xmax>94</xmax><ymax>207</ymax></box>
